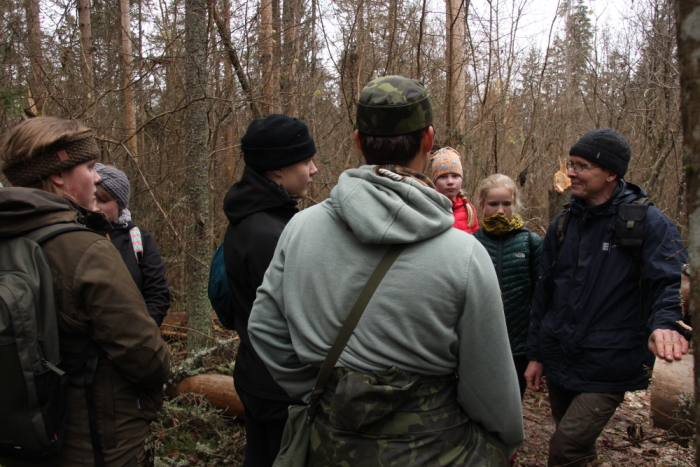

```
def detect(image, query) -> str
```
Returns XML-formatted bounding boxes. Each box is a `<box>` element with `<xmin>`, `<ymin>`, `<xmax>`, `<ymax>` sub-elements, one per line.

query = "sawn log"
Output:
<box><xmin>166</xmin><ymin>374</ymin><xmax>245</xmax><ymax>419</ymax></box>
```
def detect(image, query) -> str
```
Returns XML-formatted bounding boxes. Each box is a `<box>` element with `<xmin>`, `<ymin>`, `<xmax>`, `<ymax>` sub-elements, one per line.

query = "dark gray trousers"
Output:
<box><xmin>547</xmin><ymin>382</ymin><xmax>624</xmax><ymax>467</ymax></box>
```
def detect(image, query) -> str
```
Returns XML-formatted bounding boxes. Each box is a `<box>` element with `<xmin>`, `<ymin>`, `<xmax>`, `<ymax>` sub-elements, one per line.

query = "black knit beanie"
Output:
<box><xmin>241</xmin><ymin>114</ymin><xmax>316</xmax><ymax>172</ymax></box>
<box><xmin>569</xmin><ymin>128</ymin><xmax>631</xmax><ymax>178</ymax></box>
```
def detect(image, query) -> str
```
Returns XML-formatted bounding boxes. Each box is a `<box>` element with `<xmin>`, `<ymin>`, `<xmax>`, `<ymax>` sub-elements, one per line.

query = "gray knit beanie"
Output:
<box><xmin>95</xmin><ymin>163</ymin><xmax>130</xmax><ymax>208</ymax></box>
<box><xmin>569</xmin><ymin>128</ymin><xmax>631</xmax><ymax>178</ymax></box>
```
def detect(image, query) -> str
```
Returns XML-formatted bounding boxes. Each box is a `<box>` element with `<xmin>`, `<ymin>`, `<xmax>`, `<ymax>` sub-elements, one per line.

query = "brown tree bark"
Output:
<box><xmin>445</xmin><ymin>0</ymin><xmax>466</xmax><ymax>154</ymax></box>
<box><xmin>185</xmin><ymin>0</ymin><xmax>213</xmax><ymax>351</ymax></box>
<box><xmin>260</xmin><ymin>0</ymin><xmax>277</xmax><ymax>114</ymax></box>
<box><xmin>25</xmin><ymin>0</ymin><xmax>45</xmax><ymax>114</ymax></box>
<box><xmin>77</xmin><ymin>0</ymin><xmax>94</xmax><ymax>119</ymax></box>
<box><xmin>120</xmin><ymin>0</ymin><xmax>138</xmax><ymax>157</ymax></box>
<box><xmin>281</xmin><ymin>0</ymin><xmax>301</xmax><ymax>116</ymax></box>
<box><xmin>208</xmin><ymin>0</ymin><xmax>261</xmax><ymax>118</ymax></box>
<box><xmin>673</xmin><ymin>0</ymin><xmax>700</xmax><ymax>461</ymax></box>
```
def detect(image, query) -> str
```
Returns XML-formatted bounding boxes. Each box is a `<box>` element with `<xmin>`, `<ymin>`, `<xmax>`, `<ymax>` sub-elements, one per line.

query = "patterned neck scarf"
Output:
<box><xmin>376</xmin><ymin>165</ymin><xmax>435</xmax><ymax>188</ymax></box>
<box><xmin>481</xmin><ymin>213</ymin><xmax>525</xmax><ymax>236</ymax></box>
<box><xmin>114</xmin><ymin>208</ymin><xmax>132</xmax><ymax>228</ymax></box>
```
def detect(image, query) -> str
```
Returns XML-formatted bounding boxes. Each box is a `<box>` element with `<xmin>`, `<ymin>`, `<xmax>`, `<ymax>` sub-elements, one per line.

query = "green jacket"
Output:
<box><xmin>473</xmin><ymin>228</ymin><xmax>542</xmax><ymax>356</ymax></box>
<box><xmin>0</xmin><ymin>188</ymin><xmax>171</xmax><ymax>467</ymax></box>
<box><xmin>249</xmin><ymin>166</ymin><xmax>525</xmax><ymax>455</ymax></box>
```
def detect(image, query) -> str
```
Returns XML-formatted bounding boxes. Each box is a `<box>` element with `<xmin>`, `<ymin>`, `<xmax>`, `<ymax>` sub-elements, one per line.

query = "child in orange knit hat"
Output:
<box><xmin>430</xmin><ymin>147</ymin><xmax>479</xmax><ymax>233</ymax></box>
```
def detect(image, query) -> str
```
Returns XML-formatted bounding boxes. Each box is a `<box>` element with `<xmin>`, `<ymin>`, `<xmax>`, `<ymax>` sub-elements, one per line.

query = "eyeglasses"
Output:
<box><xmin>566</xmin><ymin>161</ymin><xmax>599</xmax><ymax>173</ymax></box>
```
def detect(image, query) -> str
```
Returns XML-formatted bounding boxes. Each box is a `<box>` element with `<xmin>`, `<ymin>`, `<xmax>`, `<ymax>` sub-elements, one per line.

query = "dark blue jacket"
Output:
<box><xmin>527</xmin><ymin>181</ymin><xmax>687</xmax><ymax>393</ymax></box>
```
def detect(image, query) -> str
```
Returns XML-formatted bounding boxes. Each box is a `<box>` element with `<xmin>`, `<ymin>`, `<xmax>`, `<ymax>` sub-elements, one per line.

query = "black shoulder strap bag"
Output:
<box><xmin>272</xmin><ymin>243</ymin><xmax>405</xmax><ymax>467</ymax></box>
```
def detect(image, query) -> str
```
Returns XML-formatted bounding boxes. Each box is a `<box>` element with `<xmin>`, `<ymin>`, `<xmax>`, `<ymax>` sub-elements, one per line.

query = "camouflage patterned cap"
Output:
<box><xmin>356</xmin><ymin>76</ymin><xmax>433</xmax><ymax>136</ymax></box>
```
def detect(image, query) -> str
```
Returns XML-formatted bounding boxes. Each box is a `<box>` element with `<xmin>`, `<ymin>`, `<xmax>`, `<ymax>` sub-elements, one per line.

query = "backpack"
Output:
<box><xmin>0</xmin><ymin>222</ymin><xmax>90</xmax><ymax>462</ymax></box>
<box><xmin>208</xmin><ymin>241</ymin><xmax>235</xmax><ymax>330</ymax></box>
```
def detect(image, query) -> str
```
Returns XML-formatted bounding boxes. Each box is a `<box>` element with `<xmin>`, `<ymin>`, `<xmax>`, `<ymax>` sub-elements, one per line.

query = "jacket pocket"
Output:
<box><xmin>135</xmin><ymin>388</ymin><xmax>164</xmax><ymax>422</ymax></box>
<box><xmin>579</xmin><ymin>328</ymin><xmax>647</xmax><ymax>384</ymax></box>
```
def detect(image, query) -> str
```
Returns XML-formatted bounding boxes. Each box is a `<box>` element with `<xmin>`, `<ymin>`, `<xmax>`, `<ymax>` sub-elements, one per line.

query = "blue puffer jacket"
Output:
<box><xmin>527</xmin><ymin>181</ymin><xmax>687</xmax><ymax>393</ymax></box>
<box><xmin>474</xmin><ymin>228</ymin><xmax>542</xmax><ymax>356</ymax></box>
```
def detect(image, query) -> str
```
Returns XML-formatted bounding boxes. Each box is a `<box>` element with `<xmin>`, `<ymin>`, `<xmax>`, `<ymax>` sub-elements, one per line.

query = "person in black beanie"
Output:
<box><xmin>221</xmin><ymin>114</ymin><xmax>317</xmax><ymax>467</ymax></box>
<box><xmin>525</xmin><ymin>127</ymin><xmax>688</xmax><ymax>467</ymax></box>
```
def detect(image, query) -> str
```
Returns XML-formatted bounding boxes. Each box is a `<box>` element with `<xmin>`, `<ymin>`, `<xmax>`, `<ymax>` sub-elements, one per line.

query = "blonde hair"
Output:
<box><xmin>477</xmin><ymin>174</ymin><xmax>521</xmax><ymax>214</ymax></box>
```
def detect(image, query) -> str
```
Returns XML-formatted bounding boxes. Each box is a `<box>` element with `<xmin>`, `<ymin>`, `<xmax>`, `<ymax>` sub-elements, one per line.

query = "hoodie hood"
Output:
<box><xmin>224</xmin><ymin>166</ymin><xmax>298</xmax><ymax>227</ymax></box>
<box><xmin>0</xmin><ymin>187</ymin><xmax>112</xmax><ymax>237</ymax></box>
<box><xmin>329</xmin><ymin>165</ymin><xmax>454</xmax><ymax>244</ymax></box>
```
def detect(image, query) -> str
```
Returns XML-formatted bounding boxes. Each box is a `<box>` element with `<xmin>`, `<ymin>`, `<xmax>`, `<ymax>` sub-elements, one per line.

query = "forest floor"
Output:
<box><xmin>154</xmin><ymin>322</ymin><xmax>695</xmax><ymax>466</ymax></box>
<box><xmin>517</xmin><ymin>388</ymin><xmax>694</xmax><ymax>466</ymax></box>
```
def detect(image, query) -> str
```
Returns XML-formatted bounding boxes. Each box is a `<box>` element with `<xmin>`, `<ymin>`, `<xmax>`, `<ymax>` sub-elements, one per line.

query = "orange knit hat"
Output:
<box><xmin>430</xmin><ymin>147</ymin><xmax>463</xmax><ymax>181</ymax></box>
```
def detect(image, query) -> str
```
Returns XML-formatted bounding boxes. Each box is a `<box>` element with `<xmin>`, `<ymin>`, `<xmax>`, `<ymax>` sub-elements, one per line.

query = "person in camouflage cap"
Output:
<box><xmin>355</xmin><ymin>75</ymin><xmax>433</xmax><ymax>136</ymax></box>
<box><xmin>248</xmin><ymin>75</ymin><xmax>524</xmax><ymax>467</ymax></box>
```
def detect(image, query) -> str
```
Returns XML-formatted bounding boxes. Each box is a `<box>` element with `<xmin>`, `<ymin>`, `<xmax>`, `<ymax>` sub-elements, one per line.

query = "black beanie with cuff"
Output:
<box><xmin>569</xmin><ymin>128</ymin><xmax>631</xmax><ymax>178</ymax></box>
<box><xmin>241</xmin><ymin>114</ymin><xmax>316</xmax><ymax>172</ymax></box>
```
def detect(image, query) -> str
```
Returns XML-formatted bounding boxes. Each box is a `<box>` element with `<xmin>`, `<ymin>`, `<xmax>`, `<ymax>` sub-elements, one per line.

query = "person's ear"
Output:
<box><xmin>48</xmin><ymin>171</ymin><xmax>66</xmax><ymax>188</ymax></box>
<box><xmin>354</xmin><ymin>130</ymin><xmax>362</xmax><ymax>151</ymax></box>
<box><xmin>422</xmin><ymin>126</ymin><xmax>435</xmax><ymax>153</ymax></box>
<box><xmin>605</xmin><ymin>169</ymin><xmax>618</xmax><ymax>183</ymax></box>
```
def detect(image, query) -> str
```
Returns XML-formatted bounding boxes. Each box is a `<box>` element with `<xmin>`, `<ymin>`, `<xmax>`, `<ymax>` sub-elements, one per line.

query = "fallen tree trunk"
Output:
<box><xmin>166</xmin><ymin>374</ymin><xmax>245</xmax><ymax>419</ymax></box>
<box><xmin>650</xmin><ymin>355</ymin><xmax>694</xmax><ymax>439</ymax></box>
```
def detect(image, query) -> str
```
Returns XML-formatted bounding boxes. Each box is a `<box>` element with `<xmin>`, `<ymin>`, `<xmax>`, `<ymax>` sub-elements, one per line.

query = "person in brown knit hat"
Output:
<box><xmin>0</xmin><ymin>117</ymin><xmax>171</xmax><ymax>467</ymax></box>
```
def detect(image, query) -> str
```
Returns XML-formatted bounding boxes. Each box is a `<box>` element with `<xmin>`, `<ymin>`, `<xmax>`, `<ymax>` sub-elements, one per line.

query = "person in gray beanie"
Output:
<box><xmin>95</xmin><ymin>163</ymin><xmax>170</xmax><ymax>326</ymax></box>
<box><xmin>525</xmin><ymin>127</ymin><xmax>688</xmax><ymax>467</ymax></box>
<box><xmin>221</xmin><ymin>114</ymin><xmax>317</xmax><ymax>467</ymax></box>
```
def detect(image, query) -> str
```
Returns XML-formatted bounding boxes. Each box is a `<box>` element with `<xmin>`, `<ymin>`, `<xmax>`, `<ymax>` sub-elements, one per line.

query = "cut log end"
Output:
<box><xmin>166</xmin><ymin>374</ymin><xmax>245</xmax><ymax>420</ymax></box>
<box><xmin>649</xmin><ymin>356</ymin><xmax>694</xmax><ymax>438</ymax></box>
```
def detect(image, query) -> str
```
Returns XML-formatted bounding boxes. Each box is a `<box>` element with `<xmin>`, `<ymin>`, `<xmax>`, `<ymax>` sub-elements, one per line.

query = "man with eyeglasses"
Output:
<box><xmin>525</xmin><ymin>128</ymin><xmax>688</xmax><ymax>467</ymax></box>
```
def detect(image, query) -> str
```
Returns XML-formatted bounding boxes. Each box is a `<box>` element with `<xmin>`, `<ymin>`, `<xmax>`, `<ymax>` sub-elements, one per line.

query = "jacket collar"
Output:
<box><xmin>569</xmin><ymin>180</ymin><xmax>646</xmax><ymax>218</ymax></box>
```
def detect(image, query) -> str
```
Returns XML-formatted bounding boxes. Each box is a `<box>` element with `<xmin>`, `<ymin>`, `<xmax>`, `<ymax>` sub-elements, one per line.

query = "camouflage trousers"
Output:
<box><xmin>308</xmin><ymin>366</ymin><xmax>508</xmax><ymax>467</ymax></box>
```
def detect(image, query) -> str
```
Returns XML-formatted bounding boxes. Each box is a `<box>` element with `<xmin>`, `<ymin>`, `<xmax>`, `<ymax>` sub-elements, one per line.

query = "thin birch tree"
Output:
<box><xmin>184</xmin><ymin>0</ymin><xmax>213</xmax><ymax>351</ymax></box>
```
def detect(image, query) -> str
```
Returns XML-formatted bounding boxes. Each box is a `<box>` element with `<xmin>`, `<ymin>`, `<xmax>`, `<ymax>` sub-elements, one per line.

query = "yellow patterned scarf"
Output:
<box><xmin>481</xmin><ymin>214</ymin><xmax>525</xmax><ymax>236</ymax></box>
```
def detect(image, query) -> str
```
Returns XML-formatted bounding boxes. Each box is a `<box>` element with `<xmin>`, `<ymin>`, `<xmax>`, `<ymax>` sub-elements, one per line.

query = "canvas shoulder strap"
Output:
<box><xmin>306</xmin><ymin>243</ymin><xmax>405</xmax><ymax>424</ymax></box>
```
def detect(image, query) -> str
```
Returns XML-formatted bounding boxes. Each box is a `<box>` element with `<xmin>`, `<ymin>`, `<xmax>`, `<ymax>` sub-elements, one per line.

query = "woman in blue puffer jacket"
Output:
<box><xmin>473</xmin><ymin>174</ymin><xmax>542</xmax><ymax>398</ymax></box>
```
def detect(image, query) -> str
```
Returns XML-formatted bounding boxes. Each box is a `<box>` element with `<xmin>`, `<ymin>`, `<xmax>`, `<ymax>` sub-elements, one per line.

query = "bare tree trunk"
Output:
<box><xmin>416</xmin><ymin>0</ymin><xmax>427</xmax><ymax>77</ymax></box>
<box><xmin>260</xmin><ymin>0</ymin><xmax>277</xmax><ymax>114</ymax></box>
<box><xmin>185</xmin><ymin>0</ymin><xmax>212</xmax><ymax>352</ymax></box>
<box><xmin>120</xmin><ymin>0</ymin><xmax>138</xmax><ymax>157</ymax></box>
<box><xmin>281</xmin><ymin>0</ymin><xmax>301</xmax><ymax>116</ymax></box>
<box><xmin>674</xmin><ymin>0</ymin><xmax>700</xmax><ymax>462</ymax></box>
<box><xmin>222</xmin><ymin>0</ymin><xmax>235</xmax><ymax>182</ymax></box>
<box><xmin>77</xmin><ymin>0</ymin><xmax>94</xmax><ymax>120</ymax></box>
<box><xmin>208</xmin><ymin>0</ymin><xmax>261</xmax><ymax>117</ymax></box>
<box><xmin>445</xmin><ymin>0</ymin><xmax>466</xmax><ymax>153</ymax></box>
<box><xmin>25</xmin><ymin>0</ymin><xmax>45</xmax><ymax>114</ymax></box>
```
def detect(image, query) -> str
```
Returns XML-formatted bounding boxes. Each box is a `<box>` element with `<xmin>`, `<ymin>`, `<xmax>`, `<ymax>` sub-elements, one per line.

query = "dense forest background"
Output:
<box><xmin>0</xmin><ymin>0</ymin><xmax>685</xmax><ymax>335</ymax></box>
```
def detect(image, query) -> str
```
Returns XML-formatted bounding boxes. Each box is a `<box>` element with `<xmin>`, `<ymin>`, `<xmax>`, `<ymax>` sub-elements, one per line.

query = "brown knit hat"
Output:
<box><xmin>2</xmin><ymin>129</ymin><xmax>100</xmax><ymax>187</ymax></box>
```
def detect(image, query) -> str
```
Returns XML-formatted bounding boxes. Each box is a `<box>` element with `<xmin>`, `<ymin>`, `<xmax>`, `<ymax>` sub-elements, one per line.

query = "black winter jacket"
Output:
<box><xmin>527</xmin><ymin>181</ymin><xmax>687</xmax><ymax>393</ymax></box>
<box><xmin>473</xmin><ymin>228</ymin><xmax>542</xmax><ymax>356</ymax></box>
<box><xmin>109</xmin><ymin>221</ymin><xmax>170</xmax><ymax>326</ymax></box>
<box><xmin>223</xmin><ymin>166</ymin><xmax>300</xmax><ymax>404</ymax></box>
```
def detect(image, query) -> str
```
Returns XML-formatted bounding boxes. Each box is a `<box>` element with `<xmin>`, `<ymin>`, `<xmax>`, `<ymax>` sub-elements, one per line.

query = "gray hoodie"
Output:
<box><xmin>248</xmin><ymin>165</ymin><xmax>524</xmax><ymax>452</ymax></box>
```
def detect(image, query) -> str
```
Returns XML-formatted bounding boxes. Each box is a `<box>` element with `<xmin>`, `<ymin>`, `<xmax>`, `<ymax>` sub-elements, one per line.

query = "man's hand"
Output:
<box><xmin>525</xmin><ymin>361</ymin><xmax>544</xmax><ymax>392</ymax></box>
<box><xmin>648</xmin><ymin>329</ymin><xmax>689</xmax><ymax>362</ymax></box>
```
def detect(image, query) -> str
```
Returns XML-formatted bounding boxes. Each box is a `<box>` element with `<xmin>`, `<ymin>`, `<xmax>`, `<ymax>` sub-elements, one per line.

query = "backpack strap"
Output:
<box><xmin>306</xmin><ymin>243</ymin><xmax>405</xmax><ymax>425</ymax></box>
<box><xmin>129</xmin><ymin>226</ymin><xmax>144</xmax><ymax>264</ymax></box>
<box><xmin>24</xmin><ymin>222</ymin><xmax>92</xmax><ymax>245</ymax></box>
<box><xmin>549</xmin><ymin>203</ymin><xmax>571</xmax><ymax>271</ymax></box>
